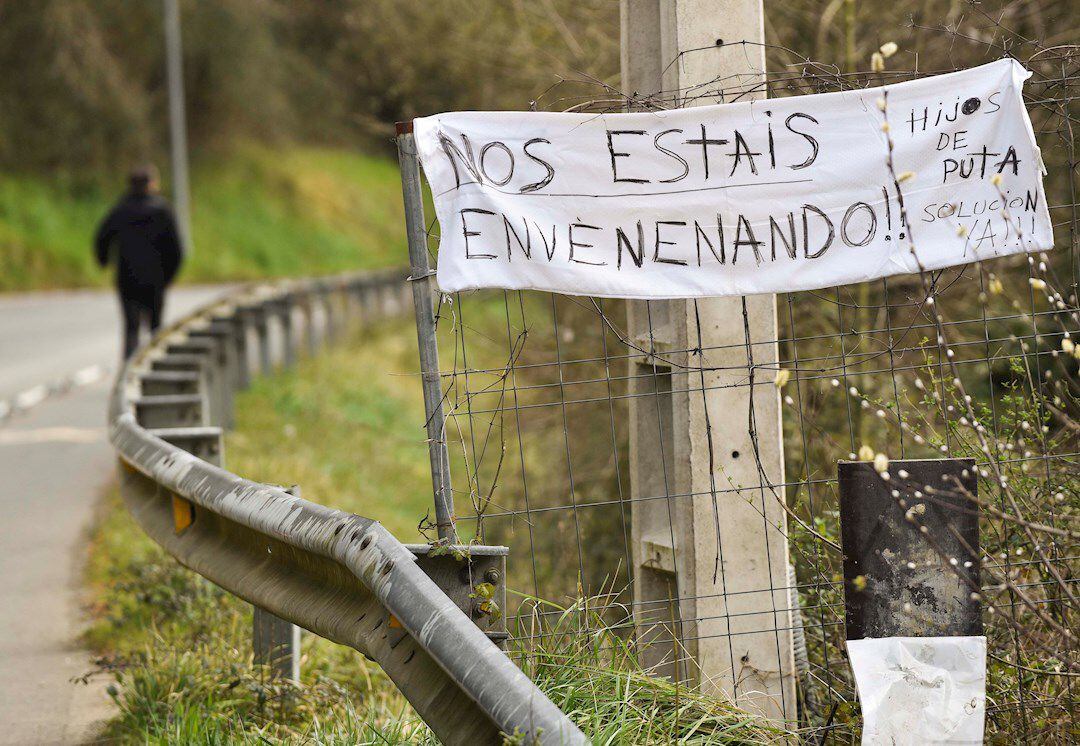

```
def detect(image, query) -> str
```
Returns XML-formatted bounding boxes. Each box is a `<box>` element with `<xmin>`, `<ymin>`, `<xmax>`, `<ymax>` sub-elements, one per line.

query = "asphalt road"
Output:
<box><xmin>0</xmin><ymin>286</ymin><xmax>229</xmax><ymax>744</ymax></box>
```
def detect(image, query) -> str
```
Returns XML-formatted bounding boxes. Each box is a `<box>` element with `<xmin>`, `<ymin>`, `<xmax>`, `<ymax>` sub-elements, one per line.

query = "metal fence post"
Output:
<box><xmin>621</xmin><ymin>0</ymin><xmax>796</xmax><ymax>722</ymax></box>
<box><xmin>396</xmin><ymin>124</ymin><xmax>457</xmax><ymax>544</ymax></box>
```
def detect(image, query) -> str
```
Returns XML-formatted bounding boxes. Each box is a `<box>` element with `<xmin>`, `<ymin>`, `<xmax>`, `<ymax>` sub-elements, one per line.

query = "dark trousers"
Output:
<box><xmin>121</xmin><ymin>287</ymin><xmax>165</xmax><ymax>359</ymax></box>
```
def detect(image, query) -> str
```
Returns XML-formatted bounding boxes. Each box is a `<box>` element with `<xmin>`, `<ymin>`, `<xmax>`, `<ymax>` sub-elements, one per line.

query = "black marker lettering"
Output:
<box><xmin>533</xmin><ymin>221</ymin><xmax>557</xmax><ymax>261</ymax></box>
<box><xmin>840</xmin><ymin>202</ymin><xmax>877</xmax><ymax>247</ymax></box>
<box><xmin>766</xmin><ymin>112</ymin><xmax>777</xmax><ymax>168</ymax></box>
<box><xmin>769</xmin><ymin>214</ymin><xmax>798</xmax><ymax>260</ymax></box>
<box><xmin>802</xmin><ymin>204</ymin><xmax>834</xmax><ymax>258</ymax></box>
<box><xmin>654</xmin><ymin>221</ymin><xmax>688</xmax><ymax>265</ymax></box>
<box><xmin>615</xmin><ymin>222</ymin><xmax>645</xmax><ymax>269</ymax></box>
<box><xmin>568</xmin><ymin>222</ymin><xmax>605</xmax><ymax>265</ymax></box>
<box><xmin>503</xmin><ymin>215</ymin><xmax>531</xmax><ymax>261</ymax></box>
<box><xmin>438</xmin><ymin>133</ymin><xmax>483</xmax><ymax>188</ymax></box>
<box><xmin>785</xmin><ymin>113</ymin><xmax>820</xmax><ymax>170</ymax></box>
<box><xmin>519</xmin><ymin>138</ymin><xmax>555</xmax><ymax>193</ymax></box>
<box><xmin>654</xmin><ymin>129</ymin><xmax>690</xmax><ymax>183</ymax></box>
<box><xmin>684</xmin><ymin>124</ymin><xmax>729</xmax><ymax>179</ymax></box>
<box><xmin>995</xmin><ymin>146</ymin><xmax>1020</xmax><ymax>175</ymax></box>
<box><xmin>606</xmin><ymin>130</ymin><xmax>650</xmax><ymax>183</ymax></box>
<box><xmin>733</xmin><ymin>215</ymin><xmax>763</xmax><ymax>265</ymax></box>
<box><xmin>479</xmin><ymin>141</ymin><xmax>514</xmax><ymax>186</ymax></box>
<box><xmin>694</xmin><ymin>216</ymin><xmax>726</xmax><ymax>265</ymax></box>
<box><xmin>728</xmin><ymin>130</ymin><xmax>761</xmax><ymax>176</ymax></box>
<box><xmin>461</xmin><ymin>208</ymin><xmax>497</xmax><ymax>259</ymax></box>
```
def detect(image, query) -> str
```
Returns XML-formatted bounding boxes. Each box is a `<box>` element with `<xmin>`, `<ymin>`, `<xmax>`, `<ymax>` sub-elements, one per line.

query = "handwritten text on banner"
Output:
<box><xmin>414</xmin><ymin>59</ymin><xmax>1052</xmax><ymax>299</ymax></box>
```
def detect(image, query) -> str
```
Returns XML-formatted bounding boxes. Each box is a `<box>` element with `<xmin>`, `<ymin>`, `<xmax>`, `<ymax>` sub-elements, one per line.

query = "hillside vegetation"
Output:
<box><xmin>0</xmin><ymin>145</ymin><xmax>406</xmax><ymax>291</ymax></box>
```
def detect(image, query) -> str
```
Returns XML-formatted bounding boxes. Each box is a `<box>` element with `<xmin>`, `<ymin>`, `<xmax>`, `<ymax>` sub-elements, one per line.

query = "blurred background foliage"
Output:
<box><xmin>0</xmin><ymin>0</ymin><xmax>621</xmax><ymax>177</ymax></box>
<box><xmin>3</xmin><ymin>0</ymin><xmax>1075</xmax><ymax>177</ymax></box>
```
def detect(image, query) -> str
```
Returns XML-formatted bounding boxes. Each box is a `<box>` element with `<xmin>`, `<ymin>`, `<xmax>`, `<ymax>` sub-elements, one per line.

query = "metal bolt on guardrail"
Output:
<box><xmin>108</xmin><ymin>270</ymin><xmax>588</xmax><ymax>745</ymax></box>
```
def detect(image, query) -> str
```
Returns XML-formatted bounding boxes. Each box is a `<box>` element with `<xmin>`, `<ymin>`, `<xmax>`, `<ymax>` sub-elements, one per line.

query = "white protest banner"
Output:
<box><xmin>414</xmin><ymin>58</ymin><xmax>1052</xmax><ymax>299</ymax></box>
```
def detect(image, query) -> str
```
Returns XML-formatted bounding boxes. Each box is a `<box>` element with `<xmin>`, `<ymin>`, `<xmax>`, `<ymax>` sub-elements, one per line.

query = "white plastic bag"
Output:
<box><xmin>847</xmin><ymin>635</ymin><xmax>986</xmax><ymax>745</ymax></box>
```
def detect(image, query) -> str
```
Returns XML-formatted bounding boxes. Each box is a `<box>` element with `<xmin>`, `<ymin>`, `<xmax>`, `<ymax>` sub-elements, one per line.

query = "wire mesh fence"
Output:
<box><xmin>404</xmin><ymin>15</ymin><xmax>1077</xmax><ymax>743</ymax></box>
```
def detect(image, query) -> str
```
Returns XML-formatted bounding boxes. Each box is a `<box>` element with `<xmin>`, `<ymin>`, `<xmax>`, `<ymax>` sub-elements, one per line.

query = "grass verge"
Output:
<box><xmin>84</xmin><ymin>321</ymin><xmax>789</xmax><ymax>743</ymax></box>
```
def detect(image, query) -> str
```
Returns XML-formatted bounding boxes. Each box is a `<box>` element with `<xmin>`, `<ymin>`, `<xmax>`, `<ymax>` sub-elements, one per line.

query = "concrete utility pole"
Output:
<box><xmin>163</xmin><ymin>0</ymin><xmax>193</xmax><ymax>252</ymax></box>
<box><xmin>621</xmin><ymin>0</ymin><xmax>796</xmax><ymax>723</ymax></box>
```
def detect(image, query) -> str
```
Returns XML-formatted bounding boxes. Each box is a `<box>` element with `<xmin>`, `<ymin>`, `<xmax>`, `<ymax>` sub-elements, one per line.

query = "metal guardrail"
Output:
<box><xmin>107</xmin><ymin>270</ymin><xmax>588</xmax><ymax>745</ymax></box>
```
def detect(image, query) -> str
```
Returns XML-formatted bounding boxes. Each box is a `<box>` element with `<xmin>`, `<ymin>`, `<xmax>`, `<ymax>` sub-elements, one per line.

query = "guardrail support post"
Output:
<box><xmin>166</xmin><ymin>338</ymin><xmax>225</xmax><ymax>427</ymax></box>
<box><xmin>150</xmin><ymin>354</ymin><xmax>210</xmax><ymax>396</ymax></box>
<box><xmin>252</xmin><ymin>483</ymin><xmax>303</xmax><ymax>683</ymax></box>
<box><xmin>396</xmin><ymin>125</ymin><xmax>457</xmax><ymax>544</ymax></box>
<box><xmin>287</xmin><ymin>296</ymin><xmax>299</xmax><ymax>367</ymax></box>
<box><xmin>271</xmin><ymin>297</ymin><xmax>297</xmax><ymax>369</ymax></box>
<box><xmin>228</xmin><ymin>313</ymin><xmax>252</xmax><ymax>390</ymax></box>
<box><xmin>227</xmin><ymin>315</ymin><xmax>248</xmax><ymax>391</ymax></box>
<box><xmin>300</xmin><ymin>294</ymin><xmax>320</xmax><ymax>358</ymax></box>
<box><xmin>134</xmin><ymin>394</ymin><xmax>207</xmax><ymax>429</ymax></box>
<box><xmin>358</xmin><ymin>279</ymin><xmax>375</xmax><ymax>327</ymax></box>
<box><xmin>252</xmin><ymin>608</ymin><xmax>301</xmax><ymax>683</ymax></box>
<box><xmin>319</xmin><ymin>285</ymin><xmax>338</xmax><ymax>344</ymax></box>
<box><xmin>251</xmin><ymin>306</ymin><xmax>272</xmax><ymax>376</ymax></box>
<box><xmin>139</xmin><ymin>371</ymin><xmax>200</xmax><ymax>397</ymax></box>
<box><xmin>188</xmin><ymin>324</ymin><xmax>236</xmax><ymax>428</ymax></box>
<box><xmin>346</xmin><ymin>279</ymin><xmax>365</xmax><ymax>329</ymax></box>
<box><xmin>621</xmin><ymin>0</ymin><xmax>795</xmax><ymax>722</ymax></box>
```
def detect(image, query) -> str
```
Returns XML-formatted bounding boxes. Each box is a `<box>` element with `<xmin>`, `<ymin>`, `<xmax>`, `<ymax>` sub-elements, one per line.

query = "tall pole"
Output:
<box><xmin>396</xmin><ymin>124</ymin><xmax>458</xmax><ymax>544</ymax></box>
<box><xmin>163</xmin><ymin>0</ymin><xmax>192</xmax><ymax>252</ymax></box>
<box><xmin>621</xmin><ymin>0</ymin><xmax>796</xmax><ymax>724</ymax></box>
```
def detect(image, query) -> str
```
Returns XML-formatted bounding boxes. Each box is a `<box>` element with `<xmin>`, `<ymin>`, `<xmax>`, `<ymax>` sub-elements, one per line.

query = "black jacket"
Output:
<box><xmin>94</xmin><ymin>193</ymin><xmax>184</xmax><ymax>297</ymax></box>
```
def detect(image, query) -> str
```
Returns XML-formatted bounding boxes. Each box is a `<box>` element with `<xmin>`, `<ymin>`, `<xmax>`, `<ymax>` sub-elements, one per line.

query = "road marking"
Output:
<box><xmin>71</xmin><ymin>365</ymin><xmax>105</xmax><ymax>387</ymax></box>
<box><xmin>1</xmin><ymin>365</ymin><xmax>112</xmax><ymax>426</ymax></box>
<box><xmin>13</xmin><ymin>385</ymin><xmax>48</xmax><ymax>410</ymax></box>
<box><xmin>0</xmin><ymin>427</ymin><xmax>104</xmax><ymax>445</ymax></box>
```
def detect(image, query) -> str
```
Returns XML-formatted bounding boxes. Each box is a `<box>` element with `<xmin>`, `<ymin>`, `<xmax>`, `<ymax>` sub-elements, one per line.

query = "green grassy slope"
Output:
<box><xmin>83</xmin><ymin>321</ymin><xmax>787</xmax><ymax>743</ymax></box>
<box><xmin>0</xmin><ymin>145</ymin><xmax>406</xmax><ymax>292</ymax></box>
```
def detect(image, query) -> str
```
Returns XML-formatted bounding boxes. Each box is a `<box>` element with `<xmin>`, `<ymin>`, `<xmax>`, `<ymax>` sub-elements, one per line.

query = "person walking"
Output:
<box><xmin>94</xmin><ymin>165</ymin><xmax>184</xmax><ymax>359</ymax></box>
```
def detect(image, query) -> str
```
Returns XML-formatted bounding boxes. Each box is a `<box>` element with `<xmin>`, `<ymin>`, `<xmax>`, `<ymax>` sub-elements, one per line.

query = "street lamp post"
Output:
<box><xmin>163</xmin><ymin>0</ymin><xmax>192</xmax><ymax>252</ymax></box>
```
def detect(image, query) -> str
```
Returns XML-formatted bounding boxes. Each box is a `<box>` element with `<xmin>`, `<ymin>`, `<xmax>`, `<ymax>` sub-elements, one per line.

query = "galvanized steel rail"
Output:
<box><xmin>107</xmin><ymin>270</ymin><xmax>587</xmax><ymax>745</ymax></box>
